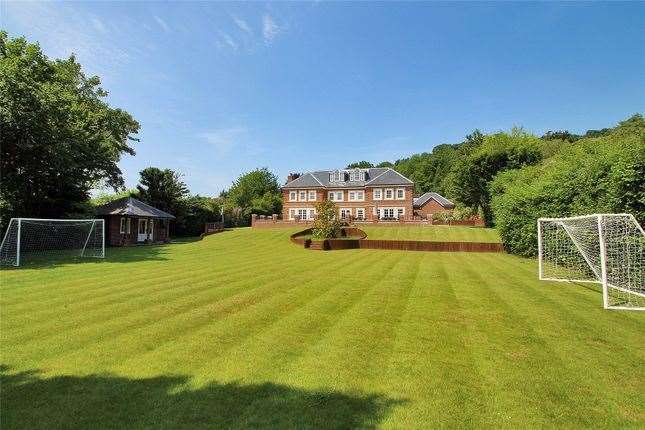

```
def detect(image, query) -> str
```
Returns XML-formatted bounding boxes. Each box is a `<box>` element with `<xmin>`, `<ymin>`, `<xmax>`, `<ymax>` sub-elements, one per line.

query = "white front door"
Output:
<box><xmin>138</xmin><ymin>219</ymin><xmax>148</xmax><ymax>242</ymax></box>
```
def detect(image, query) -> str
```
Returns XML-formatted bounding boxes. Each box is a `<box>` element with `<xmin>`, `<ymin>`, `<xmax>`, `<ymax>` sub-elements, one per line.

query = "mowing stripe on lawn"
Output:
<box><xmin>109</xmin><ymin>250</ymin><xmax>392</xmax><ymax>378</ymax></box>
<box><xmin>2</xmin><ymin>252</ymin><xmax>316</xmax><ymax>337</ymax></box>
<box><xmin>8</xmin><ymin>250</ymin><xmax>360</xmax><ymax>368</ymax></box>
<box><xmin>186</xmin><ymin>250</ymin><xmax>409</xmax><ymax>386</ymax></box>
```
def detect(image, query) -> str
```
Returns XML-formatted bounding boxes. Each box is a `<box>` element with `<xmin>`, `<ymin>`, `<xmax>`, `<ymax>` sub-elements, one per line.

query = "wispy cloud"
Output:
<box><xmin>262</xmin><ymin>14</ymin><xmax>283</xmax><ymax>43</ymax></box>
<box><xmin>219</xmin><ymin>32</ymin><xmax>238</xmax><ymax>50</ymax></box>
<box><xmin>197</xmin><ymin>127</ymin><xmax>247</xmax><ymax>154</ymax></box>
<box><xmin>232</xmin><ymin>15</ymin><xmax>253</xmax><ymax>35</ymax></box>
<box><xmin>4</xmin><ymin>2</ymin><xmax>133</xmax><ymax>81</ymax></box>
<box><xmin>154</xmin><ymin>15</ymin><xmax>170</xmax><ymax>33</ymax></box>
<box><xmin>91</xmin><ymin>17</ymin><xmax>107</xmax><ymax>33</ymax></box>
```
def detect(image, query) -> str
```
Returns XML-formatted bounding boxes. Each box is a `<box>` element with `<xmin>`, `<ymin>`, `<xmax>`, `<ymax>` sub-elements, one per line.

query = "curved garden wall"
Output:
<box><xmin>291</xmin><ymin>228</ymin><xmax>503</xmax><ymax>253</ymax></box>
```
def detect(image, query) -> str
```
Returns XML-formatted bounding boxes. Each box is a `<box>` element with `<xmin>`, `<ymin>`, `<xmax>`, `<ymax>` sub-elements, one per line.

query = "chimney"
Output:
<box><xmin>287</xmin><ymin>172</ymin><xmax>301</xmax><ymax>183</ymax></box>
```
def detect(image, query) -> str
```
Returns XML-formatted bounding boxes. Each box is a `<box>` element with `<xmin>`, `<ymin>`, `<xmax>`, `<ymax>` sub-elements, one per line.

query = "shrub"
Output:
<box><xmin>312</xmin><ymin>201</ymin><xmax>342</xmax><ymax>239</ymax></box>
<box><xmin>491</xmin><ymin>114</ymin><xmax>645</xmax><ymax>256</ymax></box>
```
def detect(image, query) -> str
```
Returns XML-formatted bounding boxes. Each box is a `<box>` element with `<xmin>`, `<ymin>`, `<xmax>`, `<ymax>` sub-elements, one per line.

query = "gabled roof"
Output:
<box><xmin>364</xmin><ymin>169</ymin><xmax>413</xmax><ymax>187</ymax></box>
<box><xmin>413</xmin><ymin>192</ymin><xmax>455</xmax><ymax>209</ymax></box>
<box><xmin>283</xmin><ymin>167</ymin><xmax>413</xmax><ymax>189</ymax></box>
<box><xmin>95</xmin><ymin>197</ymin><xmax>176</xmax><ymax>219</ymax></box>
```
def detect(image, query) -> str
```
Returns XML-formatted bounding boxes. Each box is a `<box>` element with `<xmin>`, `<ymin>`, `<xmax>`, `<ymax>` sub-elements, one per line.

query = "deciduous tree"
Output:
<box><xmin>0</xmin><ymin>32</ymin><xmax>139</xmax><ymax>228</ymax></box>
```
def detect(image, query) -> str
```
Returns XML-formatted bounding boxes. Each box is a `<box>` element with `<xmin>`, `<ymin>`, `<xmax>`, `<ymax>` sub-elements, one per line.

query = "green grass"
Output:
<box><xmin>1</xmin><ymin>227</ymin><xmax>643</xmax><ymax>429</ymax></box>
<box><xmin>360</xmin><ymin>225</ymin><xmax>501</xmax><ymax>242</ymax></box>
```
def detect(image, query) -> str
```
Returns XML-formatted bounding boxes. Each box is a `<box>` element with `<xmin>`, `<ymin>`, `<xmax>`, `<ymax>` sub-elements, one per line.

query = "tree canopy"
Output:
<box><xmin>136</xmin><ymin>167</ymin><xmax>189</xmax><ymax>215</ymax></box>
<box><xmin>346</xmin><ymin>161</ymin><xmax>374</xmax><ymax>169</ymax></box>
<box><xmin>224</xmin><ymin>168</ymin><xmax>282</xmax><ymax>225</ymax></box>
<box><xmin>491</xmin><ymin>114</ymin><xmax>645</xmax><ymax>256</ymax></box>
<box><xmin>0</xmin><ymin>32</ymin><xmax>139</xmax><ymax>227</ymax></box>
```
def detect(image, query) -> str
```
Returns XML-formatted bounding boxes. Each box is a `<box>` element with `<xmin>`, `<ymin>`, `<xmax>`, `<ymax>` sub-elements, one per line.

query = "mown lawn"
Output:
<box><xmin>360</xmin><ymin>225</ymin><xmax>501</xmax><ymax>242</ymax></box>
<box><xmin>1</xmin><ymin>227</ymin><xmax>643</xmax><ymax>429</ymax></box>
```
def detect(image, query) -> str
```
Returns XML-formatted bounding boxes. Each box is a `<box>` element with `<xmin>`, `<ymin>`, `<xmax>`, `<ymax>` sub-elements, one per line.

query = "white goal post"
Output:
<box><xmin>0</xmin><ymin>218</ymin><xmax>105</xmax><ymax>267</ymax></box>
<box><xmin>538</xmin><ymin>214</ymin><xmax>645</xmax><ymax>311</ymax></box>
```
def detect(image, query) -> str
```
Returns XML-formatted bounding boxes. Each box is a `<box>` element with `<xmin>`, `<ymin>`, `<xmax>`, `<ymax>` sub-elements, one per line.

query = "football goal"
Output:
<box><xmin>0</xmin><ymin>218</ymin><xmax>105</xmax><ymax>267</ymax></box>
<box><xmin>538</xmin><ymin>214</ymin><xmax>645</xmax><ymax>311</ymax></box>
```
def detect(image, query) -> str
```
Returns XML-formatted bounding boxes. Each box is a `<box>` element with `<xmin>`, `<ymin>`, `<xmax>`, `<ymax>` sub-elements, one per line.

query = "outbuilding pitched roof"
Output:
<box><xmin>413</xmin><ymin>192</ymin><xmax>455</xmax><ymax>209</ymax></box>
<box><xmin>283</xmin><ymin>168</ymin><xmax>413</xmax><ymax>189</ymax></box>
<box><xmin>95</xmin><ymin>197</ymin><xmax>176</xmax><ymax>219</ymax></box>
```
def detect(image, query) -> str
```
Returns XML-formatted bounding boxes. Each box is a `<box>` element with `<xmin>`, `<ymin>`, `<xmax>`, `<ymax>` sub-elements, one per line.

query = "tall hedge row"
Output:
<box><xmin>491</xmin><ymin>115</ymin><xmax>645</xmax><ymax>256</ymax></box>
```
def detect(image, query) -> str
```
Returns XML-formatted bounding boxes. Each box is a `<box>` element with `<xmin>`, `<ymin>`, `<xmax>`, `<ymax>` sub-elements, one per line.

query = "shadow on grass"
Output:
<box><xmin>1</xmin><ymin>244</ymin><xmax>173</xmax><ymax>270</ymax></box>
<box><xmin>0</xmin><ymin>366</ymin><xmax>405</xmax><ymax>429</ymax></box>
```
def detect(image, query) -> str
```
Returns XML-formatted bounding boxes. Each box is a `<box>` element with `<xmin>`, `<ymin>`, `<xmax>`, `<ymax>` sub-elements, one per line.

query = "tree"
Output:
<box><xmin>448</xmin><ymin>128</ymin><xmax>544</xmax><ymax>226</ymax></box>
<box><xmin>180</xmin><ymin>195</ymin><xmax>222</xmax><ymax>236</ymax></box>
<box><xmin>376</xmin><ymin>161</ymin><xmax>394</xmax><ymax>168</ymax></box>
<box><xmin>225</xmin><ymin>168</ymin><xmax>282</xmax><ymax>225</ymax></box>
<box><xmin>90</xmin><ymin>189</ymin><xmax>138</xmax><ymax>207</ymax></box>
<box><xmin>136</xmin><ymin>167</ymin><xmax>189</xmax><ymax>215</ymax></box>
<box><xmin>393</xmin><ymin>144</ymin><xmax>459</xmax><ymax>195</ymax></box>
<box><xmin>312</xmin><ymin>200</ymin><xmax>342</xmax><ymax>239</ymax></box>
<box><xmin>491</xmin><ymin>114</ymin><xmax>645</xmax><ymax>256</ymax></box>
<box><xmin>0</xmin><ymin>32</ymin><xmax>139</xmax><ymax>228</ymax></box>
<box><xmin>541</xmin><ymin>130</ymin><xmax>580</xmax><ymax>142</ymax></box>
<box><xmin>346</xmin><ymin>161</ymin><xmax>374</xmax><ymax>169</ymax></box>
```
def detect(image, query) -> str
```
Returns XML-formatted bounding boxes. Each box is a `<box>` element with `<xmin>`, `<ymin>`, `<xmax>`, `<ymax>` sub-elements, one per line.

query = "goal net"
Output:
<box><xmin>538</xmin><ymin>214</ymin><xmax>645</xmax><ymax>310</ymax></box>
<box><xmin>0</xmin><ymin>218</ymin><xmax>105</xmax><ymax>267</ymax></box>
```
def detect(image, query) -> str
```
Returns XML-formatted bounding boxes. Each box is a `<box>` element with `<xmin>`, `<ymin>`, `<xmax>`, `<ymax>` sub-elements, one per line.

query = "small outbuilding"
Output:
<box><xmin>96</xmin><ymin>197</ymin><xmax>175</xmax><ymax>246</ymax></box>
<box><xmin>413</xmin><ymin>192</ymin><xmax>455</xmax><ymax>219</ymax></box>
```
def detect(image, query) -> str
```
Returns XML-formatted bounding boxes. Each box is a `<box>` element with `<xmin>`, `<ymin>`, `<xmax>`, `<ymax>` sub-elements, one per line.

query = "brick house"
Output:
<box><xmin>96</xmin><ymin>197</ymin><xmax>175</xmax><ymax>246</ymax></box>
<box><xmin>281</xmin><ymin>168</ymin><xmax>415</xmax><ymax>221</ymax></box>
<box><xmin>413</xmin><ymin>192</ymin><xmax>455</xmax><ymax>219</ymax></box>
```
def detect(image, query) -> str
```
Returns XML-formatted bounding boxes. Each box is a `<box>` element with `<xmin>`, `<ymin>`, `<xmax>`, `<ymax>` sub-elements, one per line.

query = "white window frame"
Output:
<box><xmin>384</xmin><ymin>188</ymin><xmax>394</xmax><ymax>200</ymax></box>
<box><xmin>331</xmin><ymin>191</ymin><xmax>343</xmax><ymax>202</ymax></box>
<box><xmin>373</xmin><ymin>188</ymin><xmax>383</xmax><ymax>200</ymax></box>
<box><xmin>355</xmin><ymin>208</ymin><xmax>365</xmax><ymax>220</ymax></box>
<box><xmin>396</xmin><ymin>188</ymin><xmax>405</xmax><ymax>200</ymax></box>
<box><xmin>308</xmin><ymin>190</ymin><xmax>316</xmax><ymax>201</ymax></box>
<box><xmin>330</xmin><ymin>171</ymin><xmax>344</xmax><ymax>182</ymax></box>
<box><xmin>377</xmin><ymin>207</ymin><xmax>405</xmax><ymax>220</ymax></box>
<box><xmin>328</xmin><ymin>191</ymin><xmax>335</xmax><ymax>201</ymax></box>
<box><xmin>348</xmin><ymin>190</ymin><xmax>365</xmax><ymax>202</ymax></box>
<box><xmin>120</xmin><ymin>217</ymin><xmax>127</xmax><ymax>234</ymax></box>
<box><xmin>290</xmin><ymin>208</ymin><xmax>316</xmax><ymax>220</ymax></box>
<box><xmin>350</xmin><ymin>169</ymin><xmax>365</xmax><ymax>182</ymax></box>
<box><xmin>339</xmin><ymin>208</ymin><xmax>352</xmax><ymax>219</ymax></box>
<box><xmin>299</xmin><ymin>191</ymin><xmax>307</xmax><ymax>201</ymax></box>
<box><xmin>289</xmin><ymin>191</ymin><xmax>297</xmax><ymax>202</ymax></box>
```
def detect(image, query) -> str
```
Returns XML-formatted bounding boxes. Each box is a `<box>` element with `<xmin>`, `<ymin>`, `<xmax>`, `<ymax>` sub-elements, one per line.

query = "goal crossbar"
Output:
<box><xmin>0</xmin><ymin>218</ymin><xmax>105</xmax><ymax>267</ymax></box>
<box><xmin>538</xmin><ymin>213</ymin><xmax>645</xmax><ymax>311</ymax></box>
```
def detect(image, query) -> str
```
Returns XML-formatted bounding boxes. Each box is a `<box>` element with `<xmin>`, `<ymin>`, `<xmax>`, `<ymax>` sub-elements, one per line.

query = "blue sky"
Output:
<box><xmin>2</xmin><ymin>1</ymin><xmax>644</xmax><ymax>195</ymax></box>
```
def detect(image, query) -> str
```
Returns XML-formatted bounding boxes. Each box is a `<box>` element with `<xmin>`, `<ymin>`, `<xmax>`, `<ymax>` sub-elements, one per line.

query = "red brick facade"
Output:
<box><xmin>103</xmin><ymin>215</ymin><xmax>170</xmax><ymax>246</ymax></box>
<box><xmin>413</xmin><ymin>198</ymin><xmax>453</xmax><ymax>219</ymax></box>
<box><xmin>281</xmin><ymin>185</ymin><xmax>415</xmax><ymax>221</ymax></box>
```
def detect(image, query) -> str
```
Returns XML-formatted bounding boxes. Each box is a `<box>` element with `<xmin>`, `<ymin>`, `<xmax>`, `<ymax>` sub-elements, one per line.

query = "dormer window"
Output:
<box><xmin>348</xmin><ymin>169</ymin><xmax>366</xmax><ymax>182</ymax></box>
<box><xmin>329</xmin><ymin>170</ymin><xmax>345</xmax><ymax>182</ymax></box>
<box><xmin>349</xmin><ymin>169</ymin><xmax>359</xmax><ymax>181</ymax></box>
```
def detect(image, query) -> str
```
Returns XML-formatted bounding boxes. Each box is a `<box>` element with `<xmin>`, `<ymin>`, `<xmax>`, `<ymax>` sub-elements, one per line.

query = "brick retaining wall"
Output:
<box><xmin>289</xmin><ymin>228</ymin><xmax>503</xmax><ymax>253</ymax></box>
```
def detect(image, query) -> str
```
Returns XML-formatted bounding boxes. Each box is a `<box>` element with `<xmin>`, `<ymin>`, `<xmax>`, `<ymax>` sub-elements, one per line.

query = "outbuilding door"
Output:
<box><xmin>138</xmin><ymin>219</ymin><xmax>148</xmax><ymax>242</ymax></box>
